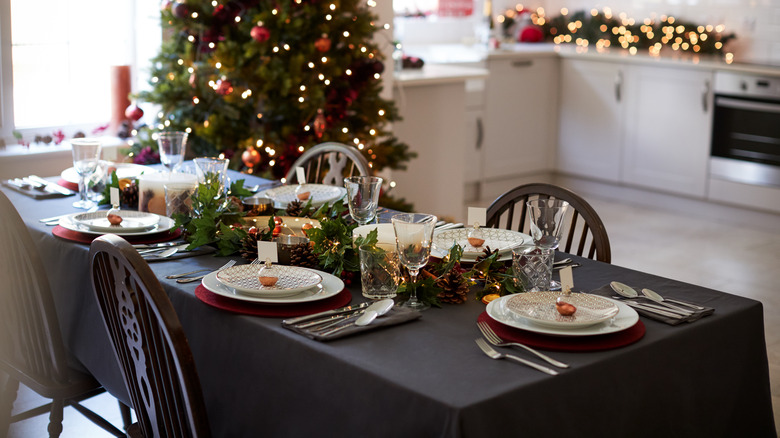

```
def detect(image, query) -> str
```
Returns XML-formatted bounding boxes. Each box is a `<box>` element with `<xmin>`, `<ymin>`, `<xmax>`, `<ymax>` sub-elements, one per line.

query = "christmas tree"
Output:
<box><xmin>133</xmin><ymin>0</ymin><xmax>414</xmax><ymax>181</ymax></box>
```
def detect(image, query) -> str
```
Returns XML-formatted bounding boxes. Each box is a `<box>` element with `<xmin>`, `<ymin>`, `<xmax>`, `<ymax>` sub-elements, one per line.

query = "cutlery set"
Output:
<box><xmin>282</xmin><ymin>299</ymin><xmax>395</xmax><ymax>337</ymax></box>
<box><xmin>475</xmin><ymin>321</ymin><xmax>567</xmax><ymax>376</ymax></box>
<box><xmin>609</xmin><ymin>281</ymin><xmax>707</xmax><ymax>321</ymax></box>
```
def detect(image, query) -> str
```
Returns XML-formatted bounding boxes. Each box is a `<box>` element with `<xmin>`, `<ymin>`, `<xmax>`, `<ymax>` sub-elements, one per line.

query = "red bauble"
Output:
<box><xmin>215</xmin><ymin>79</ymin><xmax>233</xmax><ymax>95</ymax></box>
<box><xmin>250</xmin><ymin>25</ymin><xmax>270</xmax><ymax>43</ymax></box>
<box><xmin>124</xmin><ymin>104</ymin><xmax>144</xmax><ymax>121</ymax></box>
<box><xmin>172</xmin><ymin>2</ymin><xmax>189</xmax><ymax>18</ymax></box>
<box><xmin>314</xmin><ymin>35</ymin><xmax>331</xmax><ymax>52</ymax></box>
<box><xmin>519</xmin><ymin>26</ymin><xmax>544</xmax><ymax>43</ymax></box>
<box><xmin>242</xmin><ymin>147</ymin><xmax>261</xmax><ymax>168</ymax></box>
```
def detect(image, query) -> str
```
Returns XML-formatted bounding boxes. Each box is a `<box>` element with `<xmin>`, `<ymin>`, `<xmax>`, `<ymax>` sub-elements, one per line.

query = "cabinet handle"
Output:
<box><xmin>614</xmin><ymin>71</ymin><xmax>623</xmax><ymax>102</ymax></box>
<box><xmin>476</xmin><ymin>117</ymin><xmax>484</xmax><ymax>150</ymax></box>
<box><xmin>702</xmin><ymin>79</ymin><xmax>710</xmax><ymax>113</ymax></box>
<box><xmin>511</xmin><ymin>60</ymin><xmax>533</xmax><ymax>68</ymax></box>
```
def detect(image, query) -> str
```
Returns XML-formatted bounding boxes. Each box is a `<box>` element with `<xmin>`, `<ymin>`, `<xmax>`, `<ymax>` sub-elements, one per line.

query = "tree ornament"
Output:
<box><xmin>314</xmin><ymin>34</ymin><xmax>331</xmax><ymax>52</ymax></box>
<box><xmin>251</xmin><ymin>25</ymin><xmax>271</xmax><ymax>43</ymax></box>
<box><xmin>124</xmin><ymin>104</ymin><xmax>144</xmax><ymax>121</ymax></box>
<box><xmin>172</xmin><ymin>1</ymin><xmax>189</xmax><ymax>19</ymax></box>
<box><xmin>242</xmin><ymin>147</ymin><xmax>261</xmax><ymax>168</ymax></box>
<box><xmin>189</xmin><ymin>71</ymin><xmax>198</xmax><ymax>87</ymax></box>
<box><xmin>216</xmin><ymin>78</ymin><xmax>234</xmax><ymax>95</ymax></box>
<box><xmin>313</xmin><ymin>109</ymin><xmax>326</xmax><ymax>138</ymax></box>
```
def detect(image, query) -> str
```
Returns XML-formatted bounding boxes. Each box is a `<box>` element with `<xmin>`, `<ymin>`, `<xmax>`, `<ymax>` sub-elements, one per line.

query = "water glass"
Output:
<box><xmin>512</xmin><ymin>245</ymin><xmax>554</xmax><ymax>292</ymax></box>
<box><xmin>70</xmin><ymin>138</ymin><xmax>102</xmax><ymax>209</ymax></box>
<box><xmin>157</xmin><ymin>131</ymin><xmax>188</xmax><ymax>173</ymax></box>
<box><xmin>344</xmin><ymin>176</ymin><xmax>383</xmax><ymax>225</ymax></box>
<box><xmin>194</xmin><ymin>157</ymin><xmax>230</xmax><ymax>196</ymax></box>
<box><xmin>359</xmin><ymin>246</ymin><xmax>400</xmax><ymax>300</ymax></box>
<box><xmin>392</xmin><ymin>213</ymin><xmax>438</xmax><ymax>311</ymax></box>
<box><xmin>527</xmin><ymin>199</ymin><xmax>570</xmax><ymax>249</ymax></box>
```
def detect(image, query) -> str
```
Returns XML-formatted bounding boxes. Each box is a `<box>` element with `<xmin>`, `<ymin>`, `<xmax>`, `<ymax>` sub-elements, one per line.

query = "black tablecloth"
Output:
<box><xmin>3</xmin><ymin>173</ymin><xmax>775</xmax><ymax>437</ymax></box>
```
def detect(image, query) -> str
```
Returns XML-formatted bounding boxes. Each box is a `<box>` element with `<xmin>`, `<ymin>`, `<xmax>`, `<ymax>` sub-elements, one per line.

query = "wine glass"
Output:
<box><xmin>392</xmin><ymin>213</ymin><xmax>437</xmax><ymax>311</ymax></box>
<box><xmin>157</xmin><ymin>131</ymin><xmax>188</xmax><ymax>174</ymax></box>
<box><xmin>70</xmin><ymin>138</ymin><xmax>102</xmax><ymax>209</ymax></box>
<box><xmin>344</xmin><ymin>176</ymin><xmax>383</xmax><ymax>225</ymax></box>
<box><xmin>527</xmin><ymin>198</ymin><xmax>570</xmax><ymax>290</ymax></box>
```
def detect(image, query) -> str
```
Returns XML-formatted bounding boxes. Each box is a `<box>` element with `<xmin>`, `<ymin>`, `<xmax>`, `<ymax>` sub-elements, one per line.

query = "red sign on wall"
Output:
<box><xmin>438</xmin><ymin>0</ymin><xmax>474</xmax><ymax>17</ymax></box>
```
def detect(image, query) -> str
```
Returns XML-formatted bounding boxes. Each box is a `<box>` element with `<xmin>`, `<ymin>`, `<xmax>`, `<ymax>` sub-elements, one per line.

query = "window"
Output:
<box><xmin>1</xmin><ymin>0</ymin><xmax>160</xmax><ymax>141</ymax></box>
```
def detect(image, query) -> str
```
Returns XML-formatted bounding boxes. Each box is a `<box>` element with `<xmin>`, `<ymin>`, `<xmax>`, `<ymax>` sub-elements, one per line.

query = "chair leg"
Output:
<box><xmin>0</xmin><ymin>375</ymin><xmax>19</xmax><ymax>438</ymax></box>
<box><xmin>47</xmin><ymin>399</ymin><xmax>64</xmax><ymax>438</ymax></box>
<box><xmin>119</xmin><ymin>401</ymin><xmax>132</xmax><ymax>431</ymax></box>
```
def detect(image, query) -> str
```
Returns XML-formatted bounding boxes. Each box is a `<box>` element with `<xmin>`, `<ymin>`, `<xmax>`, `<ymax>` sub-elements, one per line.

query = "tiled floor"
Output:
<box><xmin>4</xmin><ymin>194</ymin><xmax>780</xmax><ymax>436</ymax></box>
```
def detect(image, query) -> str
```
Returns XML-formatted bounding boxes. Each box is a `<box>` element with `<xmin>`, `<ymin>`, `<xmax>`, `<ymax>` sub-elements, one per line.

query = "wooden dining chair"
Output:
<box><xmin>284</xmin><ymin>141</ymin><xmax>371</xmax><ymax>185</ymax></box>
<box><xmin>0</xmin><ymin>190</ymin><xmax>128</xmax><ymax>438</ymax></box>
<box><xmin>89</xmin><ymin>234</ymin><xmax>211</xmax><ymax>438</ymax></box>
<box><xmin>485</xmin><ymin>183</ymin><xmax>612</xmax><ymax>263</ymax></box>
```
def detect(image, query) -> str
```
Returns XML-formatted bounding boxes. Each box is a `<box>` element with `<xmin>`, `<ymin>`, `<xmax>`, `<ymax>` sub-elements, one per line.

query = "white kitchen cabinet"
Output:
<box><xmin>623</xmin><ymin>65</ymin><xmax>713</xmax><ymax>197</ymax></box>
<box><xmin>557</xmin><ymin>59</ymin><xmax>624</xmax><ymax>182</ymax></box>
<box><xmin>482</xmin><ymin>56</ymin><xmax>557</xmax><ymax>180</ymax></box>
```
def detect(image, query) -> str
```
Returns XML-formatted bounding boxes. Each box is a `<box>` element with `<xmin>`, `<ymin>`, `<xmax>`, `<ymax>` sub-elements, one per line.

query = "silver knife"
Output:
<box><xmin>133</xmin><ymin>241</ymin><xmax>186</xmax><ymax>249</ymax></box>
<box><xmin>622</xmin><ymin>301</ymin><xmax>684</xmax><ymax>319</ymax></box>
<box><xmin>282</xmin><ymin>302</ymin><xmax>370</xmax><ymax>326</ymax></box>
<box><xmin>27</xmin><ymin>175</ymin><xmax>76</xmax><ymax>195</ymax></box>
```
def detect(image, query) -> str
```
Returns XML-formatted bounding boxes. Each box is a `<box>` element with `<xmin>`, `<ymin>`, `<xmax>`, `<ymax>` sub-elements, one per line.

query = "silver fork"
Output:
<box><xmin>477</xmin><ymin>321</ymin><xmax>569</xmax><ymax>368</ymax></box>
<box><xmin>475</xmin><ymin>338</ymin><xmax>558</xmax><ymax>376</ymax></box>
<box><xmin>175</xmin><ymin>260</ymin><xmax>236</xmax><ymax>283</ymax></box>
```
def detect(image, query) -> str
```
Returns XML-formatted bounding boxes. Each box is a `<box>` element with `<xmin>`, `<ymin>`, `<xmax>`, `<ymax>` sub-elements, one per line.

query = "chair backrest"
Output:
<box><xmin>284</xmin><ymin>142</ymin><xmax>371</xmax><ymax>185</ymax></box>
<box><xmin>89</xmin><ymin>234</ymin><xmax>210</xmax><ymax>438</ymax></box>
<box><xmin>485</xmin><ymin>183</ymin><xmax>612</xmax><ymax>263</ymax></box>
<box><xmin>0</xmin><ymin>190</ymin><xmax>72</xmax><ymax>391</ymax></box>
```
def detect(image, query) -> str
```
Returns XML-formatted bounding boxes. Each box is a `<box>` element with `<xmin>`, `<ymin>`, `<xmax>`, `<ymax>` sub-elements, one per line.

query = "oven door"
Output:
<box><xmin>711</xmin><ymin>95</ymin><xmax>780</xmax><ymax>187</ymax></box>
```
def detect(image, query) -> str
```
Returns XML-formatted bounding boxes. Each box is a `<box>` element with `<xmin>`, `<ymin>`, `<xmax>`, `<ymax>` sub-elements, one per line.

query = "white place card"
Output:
<box><xmin>256</xmin><ymin>240</ymin><xmax>279</xmax><ymax>263</ymax></box>
<box><xmin>559</xmin><ymin>265</ymin><xmax>574</xmax><ymax>293</ymax></box>
<box><xmin>296</xmin><ymin>167</ymin><xmax>306</xmax><ymax>185</ymax></box>
<box><xmin>110</xmin><ymin>187</ymin><xmax>120</xmax><ymax>207</ymax></box>
<box><xmin>467</xmin><ymin>207</ymin><xmax>487</xmax><ymax>228</ymax></box>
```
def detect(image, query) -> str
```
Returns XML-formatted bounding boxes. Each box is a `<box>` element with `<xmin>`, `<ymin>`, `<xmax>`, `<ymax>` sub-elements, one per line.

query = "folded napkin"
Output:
<box><xmin>591</xmin><ymin>284</ymin><xmax>714</xmax><ymax>326</ymax></box>
<box><xmin>143</xmin><ymin>246</ymin><xmax>216</xmax><ymax>262</ymax></box>
<box><xmin>2</xmin><ymin>180</ymin><xmax>70</xmax><ymax>199</ymax></box>
<box><xmin>282</xmin><ymin>306</ymin><xmax>422</xmax><ymax>341</ymax></box>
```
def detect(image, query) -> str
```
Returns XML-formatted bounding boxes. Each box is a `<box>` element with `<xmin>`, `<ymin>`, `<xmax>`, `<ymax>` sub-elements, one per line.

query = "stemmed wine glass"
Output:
<box><xmin>70</xmin><ymin>138</ymin><xmax>102</xmax><ymax>209</ymax></box>
<box><xmin>344</xmin><ymin>176</ymin><xmax>383</xmax><ymax>225</ymax></box>
<box><xmin>157</xmin><ymin>131</ymin><xmax>188</xmax><ymax>175</ymax></box>
<box><xmin>392</xmin><ymin>213</ymin><xmax>437</xmax><ymax>311</ymax></box>
<box><xmin>527</xmin><ymin>198</ymin><xmax>570</xmax><ymax>290</ymax></box>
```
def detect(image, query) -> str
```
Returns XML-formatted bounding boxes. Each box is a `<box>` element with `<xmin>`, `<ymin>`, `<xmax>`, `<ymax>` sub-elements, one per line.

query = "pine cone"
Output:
<box><xmin>285</xmin><ymin>200</ymin><xmax>304</xmax><ymax>217</ymax></box>
<box><xmin>289</xmin><ymin>242</ymin><xmax>319</xmax><ymax>268</ymax></box>
<box><xmin>436</xmin><ymin>267</ymin><xmax>470</xmax><ymax>304</ymax></box>
<box><xmin>475</xmin><ymin>246</ymin><xmax>498</xmax><ymax>262</ymax></box>
<box><xmin>239</xmin><ymin>233</ymin><xmax>259</xmax><ymax>262</ymax></box>
<box><xmin>121</xmin><ymin>182</ymin><xmax>139</xmax><ymax>209</ymax></box>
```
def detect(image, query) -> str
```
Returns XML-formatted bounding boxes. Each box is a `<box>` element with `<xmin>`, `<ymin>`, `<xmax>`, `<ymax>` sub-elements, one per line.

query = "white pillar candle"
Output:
<box><xmin>353</xmin><ymin>223</ymin><xmax>396</xmax><ymax>252</ymax></box>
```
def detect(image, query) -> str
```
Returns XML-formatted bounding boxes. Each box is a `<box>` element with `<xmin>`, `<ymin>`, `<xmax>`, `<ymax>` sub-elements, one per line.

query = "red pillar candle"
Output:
<box><xmin>110</xmin><ymin>65</ymin><xmax>132</xmax><ymax>135</ymax></box>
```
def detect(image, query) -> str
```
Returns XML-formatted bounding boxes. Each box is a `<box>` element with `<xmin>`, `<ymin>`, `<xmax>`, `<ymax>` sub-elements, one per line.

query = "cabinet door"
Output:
<box><xmin>482</xmin><ymin>57</ymin><xmax>557</xmax><ymax>179</ymax></box>
<box><xmin>557</xmin><ymin>59</ymin><xmax>624</xmax><ymax>182</ymax></box>
<box><xmin>623</xmin><ymin>65</ymin><xmax>712</xmax><ymax>197</ymax></box>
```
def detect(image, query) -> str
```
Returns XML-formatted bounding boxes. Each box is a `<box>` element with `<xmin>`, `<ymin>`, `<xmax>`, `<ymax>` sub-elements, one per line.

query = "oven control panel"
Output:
<box><xmin>715</xmin><ymin>71</ymin><xmax>780</xmax><ymax>99</ymax></box>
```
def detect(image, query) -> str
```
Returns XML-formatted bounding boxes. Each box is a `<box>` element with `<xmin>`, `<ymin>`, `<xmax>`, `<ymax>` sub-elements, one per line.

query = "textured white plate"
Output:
<box><xmin>505</xmin><ymin>292</ymin><xmax>620</xmax><ymax>329</ymax></box>
<box><xmin>61</xmin><ymin>162</ymin><xmax>154</xmax><ymax>184</ymax></box>
<box><xmin>59</xmin><ymin>213</ymin><xmax>175</xmax><ymax>236</ymax></box>
<box><xmin>432</xmin><ymin>228</ymin><xmax>530</xmax><ymax>259</ymax></box>
<box><xmin>259</xmin><ymin>184</ymin><xmax>346</xmax><ymax>208</ymax></box>
<box><xmin>72</xmin><ymin>210</ymin><xmax>160</xmax><ymax>233</ymax></box>
<box><xmin>487</xmin><ymin>294</ymin><xmax>638</xmax><ymax>337</ymax></box>
<box><xmin>216</xmin><ymin>264</ymin><xmax>322</xmax><ymax>297</ymax></box>
<box><xmin>202</xmin><ymin>268</ymin><xmax>343</xmax><ymax>304</ymax></box>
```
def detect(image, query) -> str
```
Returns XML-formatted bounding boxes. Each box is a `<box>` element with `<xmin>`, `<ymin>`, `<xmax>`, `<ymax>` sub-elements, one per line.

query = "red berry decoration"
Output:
<box><xmin>124</xmin><ymin>104</ymin><xmax>144</xmax><ymax>121</ymax></box>
<box><xmin>250</xmin><ymin>25</ymin><xmax>270</xmax><ymax>43</ymax></box>
<box><xmin>215</xmin><ymin>79</ymin><xmax>233</xmax><ymax>95</ymax></box>
<box><xmin>314</xmin><ymin>35</ymin><xmax>331</xmax><ymax>52</ymax></box>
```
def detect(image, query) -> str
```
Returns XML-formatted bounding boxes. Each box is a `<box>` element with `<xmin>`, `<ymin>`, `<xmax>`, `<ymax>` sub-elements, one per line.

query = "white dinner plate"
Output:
<box><xmin>486</xmin><ymin>294</ymin><xmax>638</xmax><ymax>337</ymax></box>
<box><xmin>72</xmin><ymin>210</ymin><xmax>160</xmax><ymax>233</ymax></box>
<box><xmin>258</xmin><ymin>184</ymin><xmax>346</xmax><ymax>208</ymax></box>
<box><xmin>61</xmin><ymin>162</ymin><xmax>154</xmax><ymax>184</ymax></box>
<box><xmin>216</xmin><ymin>264</ymin><xmax>322</xmax><ymax>298</ymax></box>
<box><xmin>202</xmin><ymin>268</ymin><xmax>344</xmax><ymax>304</ymax></box>
<box><xmin>431</xmin><ymin>228</ymin><xmax>530</xmax><ymax>261</ymax></box>
<box><xmin>505</xmin><ymin>292</ymin><xmax>619</xmax><ymax>329</ymax></box>
<box><xmin>58</xmin><ymin>212</ymin><xmax>176</xmax><ymax>236</ymax></box>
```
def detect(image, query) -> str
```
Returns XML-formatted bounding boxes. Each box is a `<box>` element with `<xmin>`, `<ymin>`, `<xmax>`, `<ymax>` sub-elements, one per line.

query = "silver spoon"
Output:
<box><xmin>554</xmin><ymin>258</ymin><xmax>572</xmax><ymax>265</ymax></box>
<box><xmin>610</xmin><ymin>281</ymin><xmax>638</xmax><ymax>298</ymax></box>
<box><xmin>641</xmin><ymin>289</ymin><xmax>695</xmax><ymax>314</ymax></box>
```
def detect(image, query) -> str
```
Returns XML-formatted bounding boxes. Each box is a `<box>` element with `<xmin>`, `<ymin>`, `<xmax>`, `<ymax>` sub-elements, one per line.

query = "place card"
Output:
<box><xmin>559</xmin><ymin>265</ymin><xmax>574</xmax><ymax>293</ymax></box>
<box><xmin>296</xmin><ymin>167</ymin><xmax>306</xmax><ymax>184</ymax></box>
<box><xmin>467</xmin><ymin>207</ymin><xmax>486</xmax><ymax>228</ymax></box>
<box><xmin>110</xmin><ymin>187</ymin><xmax>120</xmax><ymax>207</ymax></box>
<box><xmin>257</xmin><ymin>240</ymin><xmax>279</xmax><ymax>263</ymax></box>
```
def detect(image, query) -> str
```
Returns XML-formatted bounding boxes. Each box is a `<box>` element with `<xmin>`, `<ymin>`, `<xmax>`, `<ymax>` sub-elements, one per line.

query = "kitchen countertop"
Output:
<box><xmin>394</xmin><ymin>63</ymin><xmax>488</xmax><ymax>86</ymax></box>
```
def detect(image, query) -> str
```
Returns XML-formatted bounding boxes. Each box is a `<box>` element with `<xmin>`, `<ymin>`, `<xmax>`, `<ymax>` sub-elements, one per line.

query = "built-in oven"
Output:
<box><xmin>711</xmin><ymin>71</ymin><xmax>780</xmax><ymax>187</ymax></box>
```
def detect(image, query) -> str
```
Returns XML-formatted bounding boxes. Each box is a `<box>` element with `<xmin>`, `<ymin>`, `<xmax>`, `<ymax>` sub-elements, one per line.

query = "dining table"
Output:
<box><xmin>1</xmin><ymin>168</ymin><xmax>775</xmax><ymax>437</ymax></box>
